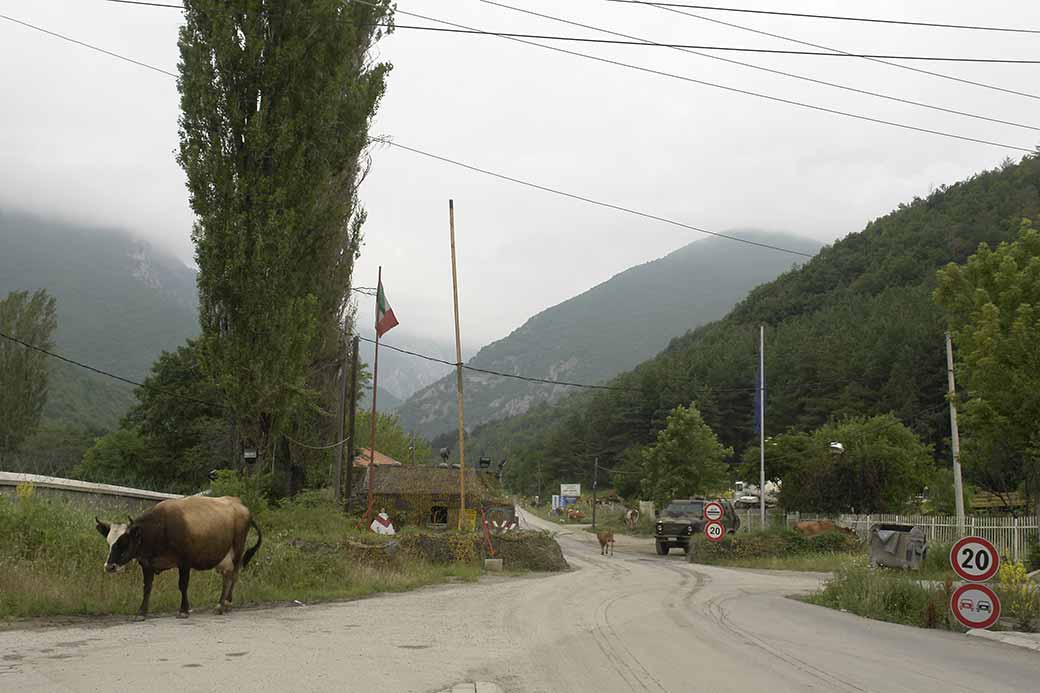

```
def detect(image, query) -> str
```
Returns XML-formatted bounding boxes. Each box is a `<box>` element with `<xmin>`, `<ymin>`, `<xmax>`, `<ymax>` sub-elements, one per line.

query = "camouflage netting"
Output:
<box><xmin>486</xmin><ymin>530</ymin><xmax>569</xmax><ymax>572</ymax></box>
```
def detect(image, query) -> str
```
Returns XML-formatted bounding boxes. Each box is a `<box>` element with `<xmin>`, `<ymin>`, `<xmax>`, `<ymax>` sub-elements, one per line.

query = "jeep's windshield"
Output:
<box><xmin>662</xmin><ymin>501</ymin><xmax>704</xmax><ymax>517</ymax></box>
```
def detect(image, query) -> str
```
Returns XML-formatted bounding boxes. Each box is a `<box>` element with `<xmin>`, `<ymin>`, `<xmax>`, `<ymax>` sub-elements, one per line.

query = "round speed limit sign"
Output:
<box><xmin>703</xmin><ymin>502</ymin><xmax>724</xmax><ymax>522</ymax></box>
<box><xmin>704</xmin><ymin>521</ymin><xmax>725</xmax><ymax>542</ymax></box>
<box><xmin>950</xmin><ymin>536</ymin><xmax>1000</xmax><ymax>583</ymax></box>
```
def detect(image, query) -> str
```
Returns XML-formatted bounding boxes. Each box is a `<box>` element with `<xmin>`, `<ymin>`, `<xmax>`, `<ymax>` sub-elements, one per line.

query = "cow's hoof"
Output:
<box><xmin>177</xmin><ymin>611</ymin><xmax>190</xmax><ymax>619</ymax></box>
<box><xmin>214</xmin><ymin>605</ymin><xmax>225</xmax><ymax>615</ymax></box>
<box><xmin>134</xmin><ymin>614</ymin><xmax>147</xmax><ymax>622</ymax></box>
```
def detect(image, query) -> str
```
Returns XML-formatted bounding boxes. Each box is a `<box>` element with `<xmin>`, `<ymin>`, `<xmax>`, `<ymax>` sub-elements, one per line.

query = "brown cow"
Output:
<box><xmin>96</xmin><ymin>495</ymin><xmax>261</xmax><ymax>620</ymax></box>
<box><xmin>793</xmin><ymin>519</ymin><xmax>856</xmax><ymax>538</ymax></box>
<box><xmin>597</xmin><ymin>530</ymin><xmax>615</xmax><ymax>556</ymax></box>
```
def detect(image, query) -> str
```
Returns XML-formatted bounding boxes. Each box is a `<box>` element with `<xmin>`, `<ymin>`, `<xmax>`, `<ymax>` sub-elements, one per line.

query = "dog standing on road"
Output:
<box><xmin>597</xmin><ymin>530</ymin><xmax>615</xmax><ymax>556</ymax></box>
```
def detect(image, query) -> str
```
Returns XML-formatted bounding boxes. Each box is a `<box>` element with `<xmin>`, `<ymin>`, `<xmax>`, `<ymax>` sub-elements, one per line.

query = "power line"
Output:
<box><xmin>0</xmin><ymin>329</ymin><xmax>222</xmax><ymax>409</ymax></box>
<box><xmin>103</xmin><ymin>0</ymin><xmax>183</xmax><ymax>8</ymax></box>
<box><xmin>607</xmin><ymin>1</ymin><xmax>1040</xmax><ymax>35</ymax></box>
<box><xmin>377</xmin><ymin>6</ymin><xmax>1035</xmax><ymax>153</ymax></box>
<box><xmin>0</xmin><ymin>13</ymin><xmax>178</xmax><ymax>78</ymax></box>
<box><xmin>0</xmin><ymin>11</ymin><xmax>820</xmax><ymax>258</ymax></box>
<box><xmin>482</xmin><ymin>1</ymin><xmax>1040</xmax><ymax>134</ymax></box>
<box><xmin>621</xmin><ymin>1</ymin><xmax>1040</xmax><ymax>102</ymax></box>
<box><xmin>376</xmin><ymin>140</ymin><xmax>814</xmax><ymax>257</ymax></box>
<box><xmin>389</xmin><ymin>23</ymin><xmax>1040</xmax><ymax>64</ymax></box>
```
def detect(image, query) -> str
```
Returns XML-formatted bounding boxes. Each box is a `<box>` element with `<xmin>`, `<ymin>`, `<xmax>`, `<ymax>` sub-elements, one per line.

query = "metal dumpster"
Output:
<box><xmin>868</xmin><ymin>523</ymin><xmax>928</xmax><ymax>570</ymax></box>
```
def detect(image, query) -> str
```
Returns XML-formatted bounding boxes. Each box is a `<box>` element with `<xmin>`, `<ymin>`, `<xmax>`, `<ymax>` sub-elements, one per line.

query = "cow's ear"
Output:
<box><xmin>95</xmin><ymin>517</ymin><xmax>110</xmax><ymax>537</ymax></box>
<box><xmin>129</xmin><ymin>524</ymin><xmax>143</xmax><ymax>541</ymax></box>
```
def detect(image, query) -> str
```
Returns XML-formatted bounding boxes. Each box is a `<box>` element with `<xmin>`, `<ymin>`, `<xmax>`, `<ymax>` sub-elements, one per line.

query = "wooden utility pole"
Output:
<box><xmin>345</xmin><ymin>335</ymin><xmax>360</xmax><ymax>513</ymax></box>
<box><xmin>449</xmin><ymin>199</ymin><xmax>468</xmax><ymax>530</ymax></box>
<box><xmin>946</xmin><ymin>331</ymin><xmax>965</xmax><ymax>534</ymax></box>
<box><xmin>334</xmin><ymin>341</ymin><xmax>349</xmax><ymax>506</ymax></box>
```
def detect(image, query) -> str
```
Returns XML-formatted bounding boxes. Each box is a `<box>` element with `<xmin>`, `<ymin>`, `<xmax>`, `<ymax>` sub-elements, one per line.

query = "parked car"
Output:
<box><xmin>654</xmin><ymin>498</ymin><xmax>740</xmax><ymax>555</ymax></box>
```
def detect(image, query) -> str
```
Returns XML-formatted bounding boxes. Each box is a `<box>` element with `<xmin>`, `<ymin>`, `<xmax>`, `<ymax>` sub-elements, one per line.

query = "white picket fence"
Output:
<box><xmin>783</xmin><ymin>511</ymin><xmax>1040</xmax><ymax>564</ymax></box>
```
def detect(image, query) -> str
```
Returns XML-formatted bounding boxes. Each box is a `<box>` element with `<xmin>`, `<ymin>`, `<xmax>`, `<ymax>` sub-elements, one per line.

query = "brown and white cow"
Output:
<box><xmin>624</xmin><ymin>509</ymin><xmax>640</xmax><ymax>529</ymax></box>
<box><xmin>597</xmin><ymin>530</ymin><xmax>615</xmax><ymax>556</ymax></box>
<box><xmin>96</xmin><ymin>495</ymin><xmax>261</xmax><ymax>620</ymax></box>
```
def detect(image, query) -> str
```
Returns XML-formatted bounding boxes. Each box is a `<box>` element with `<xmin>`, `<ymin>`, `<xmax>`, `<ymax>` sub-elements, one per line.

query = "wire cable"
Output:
<box><xmin>481</xmin><ymin>1</ymin><xmax>1040</xmax><ymax>134</ymax></box>
<box><xmin>621</xmin><ymin>1</ymin><xmax>1040</xmax><ymax>101</ymax></box>
<box><xmin>390</xmin><ymin>23</ymin><xmax>1040</xmax><ymax>64</ymax></box>
<box><xmin>607</xmin><ymin>1</ymin><xmax>1040</xmax><ymax>35</ymax></box>
<box><xmin>371</xmin><ymin>6</ymin><xmax>1035</xmax><ymax>153</ymax></box>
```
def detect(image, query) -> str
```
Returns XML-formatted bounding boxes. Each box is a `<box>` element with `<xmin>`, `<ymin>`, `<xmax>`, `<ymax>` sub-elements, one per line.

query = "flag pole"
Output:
<box><xmin>449</xmin><ymin>200</ymin><xmax>467</xmax><ymax>530</ymax></box>
<box><xmin>759</xmin><ymin>324</ymin><xmax>766</xmax><ymax>528</ymax></box>
<box><xmin>366</xmin><ymin>265</ymin><xmax>382</xmax><ymax>519</ymax></box>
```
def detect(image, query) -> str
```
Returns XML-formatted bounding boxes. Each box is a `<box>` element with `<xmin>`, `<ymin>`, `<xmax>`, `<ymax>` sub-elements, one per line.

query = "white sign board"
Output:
<box><xmin>560</xmin><ymin>483</ymin><xmax>581</xmax><ymax>498</ymax></box>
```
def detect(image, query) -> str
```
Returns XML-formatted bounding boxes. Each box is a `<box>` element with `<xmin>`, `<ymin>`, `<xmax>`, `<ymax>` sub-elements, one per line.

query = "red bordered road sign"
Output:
<box><xmin>704</xmin><ymin>502</ymin><xmax>724</xmax><ymax>522</ymax></box>
<box><xmin>704</xmin><ymin>521</ymin><xmax>725</xmax><ymax>542</ymax></box>
<box><xmin>950</xmin><ymin>536</ymin><xmax>1000</xmax><ymax>583</ymax></box>
<box><xmin>950</xmin><ymin>584</ymin><xmax>1001</xmax><ymax>630</ymax></box>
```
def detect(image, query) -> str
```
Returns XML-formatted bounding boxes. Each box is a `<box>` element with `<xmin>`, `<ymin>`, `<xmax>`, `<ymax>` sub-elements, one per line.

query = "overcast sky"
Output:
<box><xmin>2</xmin><ymin>0</ymin><xmax>1039</xmax><ymax>347</ymax></box>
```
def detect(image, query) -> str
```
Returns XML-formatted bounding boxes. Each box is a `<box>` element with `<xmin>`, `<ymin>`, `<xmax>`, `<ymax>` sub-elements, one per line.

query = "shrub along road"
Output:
<box><xmin>1</xmin><ymin>510</ymin><xmax>1038</xmax><ymax>692</ymax></box>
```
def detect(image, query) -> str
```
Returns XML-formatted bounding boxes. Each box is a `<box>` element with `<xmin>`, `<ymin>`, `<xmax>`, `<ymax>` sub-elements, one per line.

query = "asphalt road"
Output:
<box><xmin>2</xmin><ymin>509</ymin><xmax>1037</xmax><ymax>692</ymax></box>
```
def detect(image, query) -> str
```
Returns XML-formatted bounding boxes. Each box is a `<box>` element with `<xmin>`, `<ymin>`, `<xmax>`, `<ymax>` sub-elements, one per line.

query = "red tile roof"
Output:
<box><xmin>352</xmin><ymin>448</ymin><xmax>403</xmax><ymax>467</ymax></box>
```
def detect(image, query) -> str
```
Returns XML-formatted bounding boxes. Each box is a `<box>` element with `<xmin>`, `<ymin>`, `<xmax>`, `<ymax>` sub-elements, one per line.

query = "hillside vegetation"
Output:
<box><xmin>398</xmin><ymin>230</ymin><xmax>821</xmax><ymax>438</ymax></box>
<box><xmin>470</xmin><ymin>156</ymin><xmax>1040</xmax><ymax>504</ymax></box>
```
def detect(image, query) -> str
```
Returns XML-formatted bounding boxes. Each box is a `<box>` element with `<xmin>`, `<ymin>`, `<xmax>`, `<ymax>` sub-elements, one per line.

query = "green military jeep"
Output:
<box><xmin>654</xmin><ymin>498</ymin><xmax>740</xmax><ymax>555</ymax></box>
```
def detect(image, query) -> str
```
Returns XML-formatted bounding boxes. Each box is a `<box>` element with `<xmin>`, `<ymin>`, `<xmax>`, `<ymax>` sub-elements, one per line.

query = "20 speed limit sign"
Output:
<box><xmin>950</xmin><ymin>584</ymin><xmax>1001</xmax><ymax>630</ymax></box>
<box><xmin>950</xmin><ymin>536</ymin><xmax>1000</xmax><ymax>582</ymax></box>
<box><xmin>704</xmin><ymin>521</ymin><xmax>725</xmax><ymax>542</ymax></box>
<box><xmin>703</xmin><ymin>502</ymin><xmax>724</xmax><ymax>522</ymax></box>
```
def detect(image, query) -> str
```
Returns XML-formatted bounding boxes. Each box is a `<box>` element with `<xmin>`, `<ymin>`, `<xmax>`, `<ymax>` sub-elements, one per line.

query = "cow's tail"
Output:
<box><xmin>242</xmin><ymin>516</ymin><xmax>262</xmax><ymax>569</ymax></box>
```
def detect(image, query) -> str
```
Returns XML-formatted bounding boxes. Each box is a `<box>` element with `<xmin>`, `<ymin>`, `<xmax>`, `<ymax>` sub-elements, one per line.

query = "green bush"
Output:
<box><xmin>209</xmin><ymin>469</ymin><xmax>270</xmax><ymax>516</ymax></box>
<box><xmin>807</xmin><ymin>562</ymin><xmax>952</xmax><ymax>629</ymax></box>
<box><xmin>691</xmin><ymin>529</ymin><xmax>860</xmax><ymax>563</ymax></box>
<box><xmin>1027</xmin><ymin>540</ymin><xmax>1040</xmax><ymax>572</ymax></box>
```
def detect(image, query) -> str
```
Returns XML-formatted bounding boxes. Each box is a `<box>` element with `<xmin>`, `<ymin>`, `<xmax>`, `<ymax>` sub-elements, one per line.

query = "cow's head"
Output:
<box><xmin>95</xmin><ymin>516</ymin><xmax>142</xmax><ymax>573</ymax></box>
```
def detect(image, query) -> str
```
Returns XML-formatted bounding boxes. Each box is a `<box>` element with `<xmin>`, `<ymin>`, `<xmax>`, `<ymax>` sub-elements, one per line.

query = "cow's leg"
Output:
<box><xmin>177</xmin><ymin>564</ymin><xmax>191</xmax><ymax>618</ymax></box>
<box><xmin>136</xmin><ymin>565</ymin><xmax>155</xmax><ymax>620</ymax></box>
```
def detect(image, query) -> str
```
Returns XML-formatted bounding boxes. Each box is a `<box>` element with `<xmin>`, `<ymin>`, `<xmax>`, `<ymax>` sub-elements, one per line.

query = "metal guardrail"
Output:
<box><xmin>0</xmin><ymin>471</ymin><xmax>182</xmax><ymax>502</ymax></box>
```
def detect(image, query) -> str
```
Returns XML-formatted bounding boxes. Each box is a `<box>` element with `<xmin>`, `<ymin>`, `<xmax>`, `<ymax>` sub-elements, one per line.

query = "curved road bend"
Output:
<box><xmin>1</xmin><ymin>508</ymin><xmax>1036</xmax><ymax>692</ymax></box>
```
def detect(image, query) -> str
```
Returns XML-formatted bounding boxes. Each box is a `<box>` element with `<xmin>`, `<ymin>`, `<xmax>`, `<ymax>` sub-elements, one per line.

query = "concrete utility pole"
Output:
<box><xmin>759</xmin><ymin>325</ymin><xmax>766</xmax><ymax>528</ymax></box>
<box><xmin>946</xmin><ymin>332</ymin><xmax>965</xmax><ymax>534</ymax></box>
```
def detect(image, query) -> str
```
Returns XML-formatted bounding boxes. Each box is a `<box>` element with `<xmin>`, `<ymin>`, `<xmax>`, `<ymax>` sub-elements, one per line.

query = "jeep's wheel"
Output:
<box><xmin>655</xmin><ymin>541</ymin><xmax>669</xmax><ymax>556</ymax></box>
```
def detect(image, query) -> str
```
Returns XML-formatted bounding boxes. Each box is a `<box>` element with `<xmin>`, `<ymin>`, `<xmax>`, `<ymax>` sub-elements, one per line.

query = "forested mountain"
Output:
<box><xmin>0</xmin><ymin>212</ymin><xmax>199</xmax><ymax>431</ymax></box>
<box><xmin>467</xmin><ymin>156</ymin><xmax>1040</xmax><ymax>497</ymax></box>
<box><xmin>397</xmin><ymin>230</ymin><xmax>822</xmax><ymax>438</ymax></box>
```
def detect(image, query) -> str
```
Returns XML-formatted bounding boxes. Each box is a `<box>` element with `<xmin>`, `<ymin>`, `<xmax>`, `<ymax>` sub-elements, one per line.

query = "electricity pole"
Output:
<box><xmin>759</xmin><ymin>325</ymin><xmax>766</xmax><ymax>528</ymax></box>
<box><xmin>345</xmin><ymin>335</ymin><xmax>360</xmax><ymax>514</ymax></box>
<box><xmin>946</xmin><ymin>332</ymin><xmax>965</xmax><ymax>534</ymax></box>
<box><xmin>592</xmin><ymin>457</ymin><xmax>598</xmax><ymax>529</ymax></box>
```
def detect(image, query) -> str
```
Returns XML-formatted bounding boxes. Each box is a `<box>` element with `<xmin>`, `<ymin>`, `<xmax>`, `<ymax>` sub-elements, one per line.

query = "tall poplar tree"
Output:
<box><xmin>0</xmin><ymin>289</ymin><xmax>57</xmax><ymax>463</ymax></box>
<box><xmin>176</xmin><ymin>1</ymin><xmax>393</xmax><ymax>471</ymax></box>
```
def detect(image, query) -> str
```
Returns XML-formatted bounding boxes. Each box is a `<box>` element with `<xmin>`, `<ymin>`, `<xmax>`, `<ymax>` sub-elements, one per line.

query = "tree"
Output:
<box><xmin>778</xmin><ymin>415</ymin><xmax>933</xmax><ymax>513</ymax></box>
<box><xmin>640</xmin><ymin>404</ymin><xmax>732</xmax><ymax>506</ymax></box>
<box><xmin>354</xmin><ymin>410</ymin><xmax>432</xmax><ymax>466</ymax></box>
<box><xmin>0</xmin><ymin>289</ymin><xmax>57</xmax><ymax>463</ymax></box>
<box><xmin>935</xmin><ymin>219</ymin><xmax>1040</xmax><ymax>508</ymax></box>
<box><xmin>73</xmin><ymin>340</ymin><xmax>231</xmax><ymax>493</ymax></box>
<box><xmin>176</xmin><ymin>1</ymin><xmax>393</xmax><ymax>475</ymax></box>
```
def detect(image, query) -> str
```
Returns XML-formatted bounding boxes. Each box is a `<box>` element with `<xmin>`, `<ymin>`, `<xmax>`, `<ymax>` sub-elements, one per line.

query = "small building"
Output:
<box><xmin>349</xmin><ymin>464</ymin><xmax>502</xmax><ymax>530</ymax></box>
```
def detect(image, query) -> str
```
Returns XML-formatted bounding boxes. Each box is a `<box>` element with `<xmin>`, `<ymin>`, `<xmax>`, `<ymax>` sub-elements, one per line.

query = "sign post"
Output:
<box><xmin>950</xmin><ymin>536</ymin><xmax>1000</xmax><ymax>583</ymax></box>
<box><xmin>949</xmin><ymin>536</ymin><xmax>1001</xmax><ymax>630</ymax></box>
<box><xmin>704</xmin><ymin>521</ymin><xmax>725</xmax><ymax>542</ymax></box>
<box><xmin>950</xmin><ymin>584</ymin><xmax>1001</xmax><ymax>630</ymax></box>
<box><xmin>704</xmin><ymin>502</ymin><xmax>724</xmax><ymax>523</ymax></box>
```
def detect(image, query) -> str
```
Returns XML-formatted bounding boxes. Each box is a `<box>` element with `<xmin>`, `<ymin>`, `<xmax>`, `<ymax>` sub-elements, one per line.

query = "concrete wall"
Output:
<box><xmin>0</xmin><ymin>472</ymin><xmax>183</xmax><ymax>515</ymax></box>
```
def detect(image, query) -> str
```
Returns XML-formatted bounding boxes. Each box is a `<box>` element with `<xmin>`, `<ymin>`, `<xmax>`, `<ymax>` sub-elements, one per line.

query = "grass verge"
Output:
<box><xmin>0</xmin><ymin>489</ymin><xmax>487</xmax><ymax>621</ymax></box>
